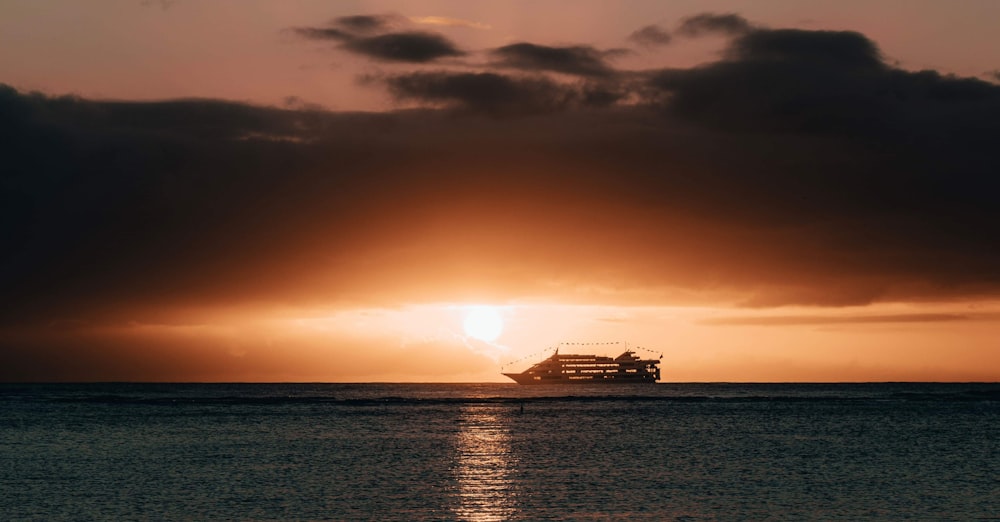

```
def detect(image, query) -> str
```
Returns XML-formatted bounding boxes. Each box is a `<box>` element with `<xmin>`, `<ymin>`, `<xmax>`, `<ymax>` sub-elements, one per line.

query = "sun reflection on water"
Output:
<box><xmin>452</xmin><ymin>405</ymin><xmax>519</xmax><ymax>521</ymax></box>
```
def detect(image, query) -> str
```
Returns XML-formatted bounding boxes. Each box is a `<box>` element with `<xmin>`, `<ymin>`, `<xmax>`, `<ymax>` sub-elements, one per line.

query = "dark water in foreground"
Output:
<box><xmin>1</xmin><ymin>383</ymin><xmax>997</xmax><ymax>521</ymax></box>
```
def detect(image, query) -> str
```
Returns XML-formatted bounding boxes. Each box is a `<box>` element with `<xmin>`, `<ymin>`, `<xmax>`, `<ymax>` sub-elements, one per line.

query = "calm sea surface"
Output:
<box><xmin>1</xmin><ymin>383</ymin><xmax>997</xmax><ymax>521</ymax></box>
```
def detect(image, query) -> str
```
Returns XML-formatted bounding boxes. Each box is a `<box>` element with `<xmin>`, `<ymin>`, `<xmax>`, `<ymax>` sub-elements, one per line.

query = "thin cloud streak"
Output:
<box><xmin>702</xmin><ymin>313</ymin><xmax>976</xmax><ymax>326</ymax></box>
<box><xmin>410</xmin><ymin>16</ymin><xmax>491</xmax><ymax>30</ymax></box>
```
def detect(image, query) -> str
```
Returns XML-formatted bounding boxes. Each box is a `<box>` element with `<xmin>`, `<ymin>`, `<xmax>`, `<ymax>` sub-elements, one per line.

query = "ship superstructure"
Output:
<box><xmin>503</xmin><ymin>347</ymin><xmax>661</xmax><ymax>384</ymax></box>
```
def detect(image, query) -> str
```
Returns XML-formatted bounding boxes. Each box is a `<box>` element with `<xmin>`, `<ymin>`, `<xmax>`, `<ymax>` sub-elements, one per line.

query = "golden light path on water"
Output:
<box><xmin>452</xmin><ymin>405</ymin><xmax>518</xmax><ymax>521</ymax></box>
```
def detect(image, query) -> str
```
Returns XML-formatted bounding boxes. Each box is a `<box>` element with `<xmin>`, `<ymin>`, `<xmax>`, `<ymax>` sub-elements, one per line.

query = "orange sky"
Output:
<box><xmin>4</xmin><ymin>1</ymin><xmax>1000</xmax><ymax>110</ymax></box>
<box><xmin>1</xmin><ymin>1</ymin><xmax>999</xmax><ymax>382</ymax></box>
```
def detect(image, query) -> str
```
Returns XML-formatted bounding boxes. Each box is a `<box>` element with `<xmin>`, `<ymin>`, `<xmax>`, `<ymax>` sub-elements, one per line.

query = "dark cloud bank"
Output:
<box><xmin>3</xmin><ymin>16</ymin><xmax>1000</xmax><ymax>343</ymax></box>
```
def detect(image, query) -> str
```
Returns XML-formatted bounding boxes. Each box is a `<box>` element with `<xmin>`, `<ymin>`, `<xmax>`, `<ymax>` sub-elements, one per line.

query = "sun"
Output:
<box><xmin>463</xmin><ymin>306</ymin><xmax>504</xmax><ymax>342</ymax></box>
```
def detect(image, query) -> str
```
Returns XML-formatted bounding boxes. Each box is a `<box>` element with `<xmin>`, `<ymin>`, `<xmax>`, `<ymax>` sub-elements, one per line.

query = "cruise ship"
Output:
<box><xmin>502</xmin><ymin>347</ymin><xmax>661</xmax><ymax>384</ymax></box>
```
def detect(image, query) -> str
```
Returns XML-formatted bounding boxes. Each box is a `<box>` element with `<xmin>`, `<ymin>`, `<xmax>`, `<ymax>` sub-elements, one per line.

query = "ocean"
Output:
<box><xmin>1</xmin><ymin>383</ymin><xmax>997</xmax><ymax>521</ymax></box>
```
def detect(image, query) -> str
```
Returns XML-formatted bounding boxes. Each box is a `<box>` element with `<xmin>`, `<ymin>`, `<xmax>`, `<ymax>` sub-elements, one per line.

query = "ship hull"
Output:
<box><xmin>503</xmin><ymin>373</ymin><xmax>658</xmax><ymax>385</ymax></box>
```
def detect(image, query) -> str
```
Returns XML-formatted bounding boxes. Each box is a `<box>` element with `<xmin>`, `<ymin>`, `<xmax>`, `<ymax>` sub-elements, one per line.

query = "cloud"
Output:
<box><xmin>726</xmin><ymin>28</ymin><xmax>882</xmax><ymax>68</ymax></box>
<box><xmin>333</xmin><ymin>14</ymin><xmax>402</xmax><ymax>33</ymax></box>
<box><xmin>637</xmin><ymin>27</ymin><xmax>1000</xmax><ymax>300</ymax></box>
<box><xmin>342</xmin><ymin>31</ymin><xmax>464</xmax><ymax>62</ymax></box>
<box><xmin>292</xmin><ymin>15</ymin><xmax>407</xmax><ymax>42</ymax></box>
<box><xmin>490</xmin><ymin>43</ymin><xmax>618</xmax><ymax>77</ymax></box>
<box><xmin>410</xmin><ymin>16</ymin><xmax>491</xmax><ymax>30</ymax></box>
<box><xmin>292</xmin><ymin>14</ymin><xmax>463</xmax><ymax>63</ymax></box>
<box><xmin>676</xmin><ymin>12</ymin><xmax>754</xmax><ymax>37</ymax></box>
<box><xmin>628</xmin><ymin>25</ymin><xmax>672</xmax><ymax>47</ymax></box>
<box><xmin>646</xmin><ymin>27</ymin><xmax>998</xmax><ymax>136</ymax></box>
<box><xmin>380</xmin><ymin>71</ymin><xmax>623</xmax><ymax>113</ymax></box>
